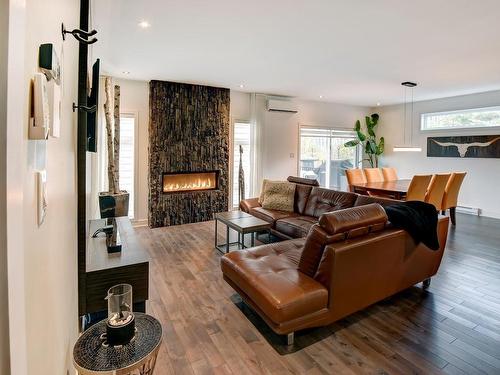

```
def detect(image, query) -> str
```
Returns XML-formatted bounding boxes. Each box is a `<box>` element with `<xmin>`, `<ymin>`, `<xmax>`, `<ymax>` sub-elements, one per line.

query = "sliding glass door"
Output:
<box><xmin>299</xmin><ymin>126</ymin><xmax>361</xmax><ymax>191</ymax></box>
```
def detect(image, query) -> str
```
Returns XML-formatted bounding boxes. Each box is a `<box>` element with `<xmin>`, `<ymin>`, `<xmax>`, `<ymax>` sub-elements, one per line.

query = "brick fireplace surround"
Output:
<box><xmin>149</xmin><ymin>80</ymin><xmax>230</xmax><ymax>228</ymax></box>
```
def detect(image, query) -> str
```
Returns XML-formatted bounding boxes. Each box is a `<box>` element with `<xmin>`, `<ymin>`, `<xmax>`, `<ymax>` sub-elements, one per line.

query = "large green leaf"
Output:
<box><xmin>364</xmin><ymin>140</ymin><xmax>373</xmax><ymax>154</ymax></box>
<box><xmin>376</xmin><ymin>137</ymin><xmax>385</xmax><ymax>155</ymax></box>
<box><xmin>368</xmin><ymin>139</ymin><xmax>378</xmax><ymax>155</ymax></box>
<box><xmin>354</xmin><ymin>119</ymin><xmax>361</xmax><ymax>132</ymax></box>
<box><xmin>367</xmin><ymin>125</ymin><xmax>375</xmax><ymax>137</ymax></box>
<box><xmin>365</xmin><ymin>116</ymin><xmax>372</xmax><ymax>129</ymax></box>
<box><xmin>356</xmin><ymin>130</ymin><xmax>366</xmax><ymax>142</ymax></box>
<box><xmin>344</xmin><ymin>140</ymin><xmax>359</xmax><ymax>147</ymax></box>
<box><xmin>371</xmin><ymin>113</ymin><xmax>379</xmax><ymax>126</ymax></box>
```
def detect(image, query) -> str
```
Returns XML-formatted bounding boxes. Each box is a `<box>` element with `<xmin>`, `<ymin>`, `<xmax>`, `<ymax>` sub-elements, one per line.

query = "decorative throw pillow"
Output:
<box><xmin>260</xmin><ymin>180</ymin><xmax>296</xmax><ymax>212</ymax></box>
<box><xmin>258</xmin><ymin>179</ymin><xmax>270</xmax><ymax>204</ymax></box>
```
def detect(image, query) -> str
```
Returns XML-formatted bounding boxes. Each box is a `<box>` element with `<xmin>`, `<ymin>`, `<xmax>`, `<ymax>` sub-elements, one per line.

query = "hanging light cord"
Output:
<box><xmin>410</xmin><ymin>86</ymin><xmax>414</xmax><ymax>145</ymax></box>
<box><xmin>403</xmin><ymin>86</ymin><xmax>407</xmax><ymax>145</ymax></box>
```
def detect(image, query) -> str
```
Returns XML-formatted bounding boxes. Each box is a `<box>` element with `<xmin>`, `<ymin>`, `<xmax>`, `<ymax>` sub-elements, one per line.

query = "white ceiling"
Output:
<box><xmin>91</xmin><ymin>0</ymin><xmax>500</xmax><ymax>106</ymax></box>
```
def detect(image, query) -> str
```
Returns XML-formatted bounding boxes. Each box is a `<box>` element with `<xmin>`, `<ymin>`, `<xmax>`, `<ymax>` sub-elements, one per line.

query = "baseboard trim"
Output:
<box><xmin>456</xmin><ymin>206</ymin><xmax>480</xmax><ymax>216</ymax></box>
<box><xmin>131</xmin><ymin>219</ymin><xmax>148</xmax><ymax>227</ymax></box>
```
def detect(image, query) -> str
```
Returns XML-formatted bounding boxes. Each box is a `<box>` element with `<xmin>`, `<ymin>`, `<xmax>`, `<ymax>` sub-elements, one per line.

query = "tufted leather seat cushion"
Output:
<box><xmin>303</xmin><ymin>187</ymin><xmax>358</xmax><ymax>218</ymax></box>
<box><xmin>275</xmin><ymin>215</ymin><xmax>317</xmax><ymax>238</ymax></box>
<box><xmin>220</xmin><ymin>239</ymin><xmax>328</xmax><ymax>324</ymax></box>
<box><xmin>249</xmin><ymin>207</ymin><xmax>297</xmax><ymax>227</ymax></box>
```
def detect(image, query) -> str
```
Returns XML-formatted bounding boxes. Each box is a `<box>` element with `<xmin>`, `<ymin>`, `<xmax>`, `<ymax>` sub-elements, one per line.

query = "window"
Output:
<box><xmin>232</xmin><ymin>121</ymin><xmax>253</xmax><ymax>207</ymax></box>
<box><xmin>119</xmin><ymin>114</ymin><xmax>137</xmax><ymax>218</ymax></box>
<box><xmin>299</xmin><ymin>126</ymin><xmax>361</xmax><ymax>191</ymax></box>
<box><xmin>421</xmin><ymin>106</ymin><xmax>500</xmax><ymax>131</ymax></box>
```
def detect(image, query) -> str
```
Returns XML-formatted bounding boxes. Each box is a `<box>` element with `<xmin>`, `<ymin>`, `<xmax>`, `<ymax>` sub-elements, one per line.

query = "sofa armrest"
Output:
<box><xmin>240</xmin><ymin>197</ymin><xmax>261</xmax><ymax>213</ymax></box>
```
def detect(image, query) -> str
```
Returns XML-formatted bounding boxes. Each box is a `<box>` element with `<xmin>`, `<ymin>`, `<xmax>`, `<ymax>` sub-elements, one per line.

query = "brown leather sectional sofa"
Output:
<box><xmin>239</xmin><ymin>176</ymin><xmax>398</xmax><ymax>240</ymax></box>
<box><xmin>222</xmin><ymin>177</ymin><xmax>450</xmax><ymax>344</ymax></box>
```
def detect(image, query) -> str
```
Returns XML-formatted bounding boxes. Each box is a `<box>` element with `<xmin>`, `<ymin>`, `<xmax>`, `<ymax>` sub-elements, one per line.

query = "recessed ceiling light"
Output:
<box><xmin>138</xmin><ymin>20</ymin><xmax>151</xmax><ymax>29</ymax></box>
<box><xmin>239</xmin><ymin>84</ymin><xmax>244</xmax><ymax>89</ymax></box>
<box><xmin>376</xmin><ymin>102</ymin><xmax>381</xmax><ymax>106</ymax></box>
<box><xmin>122</xmin><ymin>71</ymin><xmax>130</xmax><ymax>75</ymax></box>
<box><xmin>319</xmin><ymin>95</ymin><xmax>323</xmax><ymax>99</ymax></box>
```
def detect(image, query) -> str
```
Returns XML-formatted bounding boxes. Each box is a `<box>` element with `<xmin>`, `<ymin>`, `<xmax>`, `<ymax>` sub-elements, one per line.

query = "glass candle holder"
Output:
<box><xmin>105</xmin><ymin>284</ymin><xmax>135</xmax><ymax>346</ymax></box>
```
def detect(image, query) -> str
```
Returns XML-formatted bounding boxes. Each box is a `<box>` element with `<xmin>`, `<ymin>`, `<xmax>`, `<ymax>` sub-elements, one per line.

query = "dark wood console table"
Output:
<box><xmin>83</xmin><ymin>217</ymin><xmax>149</xmax><ymax>315</ymax></box>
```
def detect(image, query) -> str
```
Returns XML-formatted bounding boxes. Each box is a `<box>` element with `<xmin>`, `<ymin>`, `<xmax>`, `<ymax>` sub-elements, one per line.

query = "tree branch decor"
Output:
<box><xmin>99</xmin><ymin>76</ymin><xmax>129</xmax><ymax>218</ymax></box>
<box><xmin>344</xmin><ymin>113</ymin><xmax>384</xmax><ymax>168</ymax></box>
<box><xmin>103</xmin><ymin>77</ymin><xmax>119</xmax><ymax>193</ymax></box>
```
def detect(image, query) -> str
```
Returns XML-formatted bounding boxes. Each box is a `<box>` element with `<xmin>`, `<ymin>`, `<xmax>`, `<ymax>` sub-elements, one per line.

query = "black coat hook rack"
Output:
<box><xmin>73</xmin><ymin>103</ymin><xmax>96</xmax><ymax>113</ymax></box>
<box><xmin>62</xmin><ymin>23</ymin><xmax>98</xmax><ymax>44</ymax></box>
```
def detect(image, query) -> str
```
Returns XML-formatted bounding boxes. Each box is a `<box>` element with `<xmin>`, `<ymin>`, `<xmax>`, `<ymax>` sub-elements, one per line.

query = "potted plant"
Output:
<box><xmin>344</xmin><ymin>113</ymin><xmax>384</xmax><ymax>168</ymax></box>
<box><xmin>98</xmin><ymin>77</ymin><xmax>129</xmax><ymax>218</ymax></box>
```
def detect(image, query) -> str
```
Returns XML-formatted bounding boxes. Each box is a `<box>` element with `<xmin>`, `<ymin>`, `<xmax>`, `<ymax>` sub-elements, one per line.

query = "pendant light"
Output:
<box><xmin>393</xmin><ymin>81</ymin><xmax>422</xmax><ymax>152</ymax></box>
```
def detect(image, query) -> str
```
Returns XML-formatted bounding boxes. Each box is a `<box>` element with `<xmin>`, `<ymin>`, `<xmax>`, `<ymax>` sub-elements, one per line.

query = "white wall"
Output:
<box><xmin>5</xmin><ymin>0</ymin><xmax>80</xmax><ymax>373</ymax></box>
<box><xmin>1</xmin><ymin>0</ymin><xmax>11</xmax><ymax>372</ymax></box>
<box><xmin>377</xmin><ymin>90</ymin><xmax>500</xmax><ymax>219</ymax></box>
<box><xmin>256</xmin><ymin>95</ymin><xmax>370</xmax><ymax>181</ymax></box>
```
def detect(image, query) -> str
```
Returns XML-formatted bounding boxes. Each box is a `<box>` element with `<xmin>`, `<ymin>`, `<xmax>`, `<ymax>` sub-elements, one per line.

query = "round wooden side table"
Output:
<box><xmin>73</xmin><ymin>313</ymin><xmax>162</xmax><ymax>375</ymax></box>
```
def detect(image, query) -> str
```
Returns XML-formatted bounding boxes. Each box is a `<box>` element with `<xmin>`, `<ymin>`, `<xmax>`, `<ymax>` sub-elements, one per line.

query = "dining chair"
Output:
<box><xmin>425</xmin><ymin>174</ymin><xmax>452</xmax><ymax>210</ymax></box>
<box><xmin>345</xmin><ymin>169</ymin><xmax>367</xmax><ymax>192</ymax></box>
<box><xmin>382</xmin><ymin>167</ymin><xmax>398</xmax><ymax>181</ymax></box>
<box><xmin>405</xmin><ymin>175</ymin><xmax>432</xmax><ymax>201</ymax></box>
<box><xmin>440</xmin><ymin>172</ymin><xmax>467</xmax><ymax>226</ymax></box>
<box><xmin>363</xmin><ymin>168</ymin><xmax>384</xmax><ymax>183</ymax></box>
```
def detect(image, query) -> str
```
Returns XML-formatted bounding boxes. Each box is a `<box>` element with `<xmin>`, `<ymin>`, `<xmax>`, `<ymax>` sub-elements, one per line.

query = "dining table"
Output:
<box><xmin>350</xmin><ymin>179</ymin><xmax>411</xmax><ymax>200</ymax></box>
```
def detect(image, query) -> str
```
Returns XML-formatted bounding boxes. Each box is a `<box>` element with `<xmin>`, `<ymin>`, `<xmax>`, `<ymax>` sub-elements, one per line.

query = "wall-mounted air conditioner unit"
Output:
<box><xmin>267</xmin><ymin>99</ymin><xmax>298</xmax><ymax>113</ymax></box>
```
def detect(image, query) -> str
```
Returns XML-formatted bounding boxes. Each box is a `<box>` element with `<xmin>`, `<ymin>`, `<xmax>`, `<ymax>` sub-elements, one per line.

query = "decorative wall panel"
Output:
<box><xmin>149</xmin><ymin>80</ymin><xmax>230</xmax><ymax>227</ymax></box>
<box><xmin>427</xmin><ymin>135</ymin><xmax>500</xmax><ymax>158</ymax></box>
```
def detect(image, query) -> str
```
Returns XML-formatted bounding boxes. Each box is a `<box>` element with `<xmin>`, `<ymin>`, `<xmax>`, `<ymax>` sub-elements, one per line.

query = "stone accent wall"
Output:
<box><xmin>149</xmin><ymin>80</ymin><xmax>230</xmax><ymax>227</ymax></box>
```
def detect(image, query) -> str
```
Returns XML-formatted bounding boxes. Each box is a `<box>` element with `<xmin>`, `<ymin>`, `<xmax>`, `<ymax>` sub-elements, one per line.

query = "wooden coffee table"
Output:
<box><xmin>214</xmin><ymin>211</ymin><xmax>271</xmax><ymax>253</ymax></box>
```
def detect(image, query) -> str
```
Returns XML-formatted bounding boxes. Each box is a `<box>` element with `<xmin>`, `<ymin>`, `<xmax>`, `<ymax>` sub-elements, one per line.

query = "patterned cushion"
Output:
<box><xmin>260</xmin><ymin>180</ymin><xmax>296</xmax><ymax>212</ymax></box>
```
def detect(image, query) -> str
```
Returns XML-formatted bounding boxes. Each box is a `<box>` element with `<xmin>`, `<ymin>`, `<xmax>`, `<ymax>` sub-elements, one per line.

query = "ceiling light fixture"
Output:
<box><xmin>239</xmin><ymin>84</ymin><xmax>244</xmax><ymax>89</ymax></box>
<box><xmin>138</xmin><ymin>20</ymin><xmax>151</xmax><ymax>29</ymax></box>
<box><xmin>376</xmin><ymin>102</ymin><xmax>381</xmax><ymax>106</ymax></box>
<box><xmin>393</xmin><ymin>146</ymin><xmax>422</xmax><ymax>152</ymax></box>
<box><xmin>319</xmin><ymin>95</ymin><xmax>323</xmax><ymax>99</ymax></box>
<box><xmin>122</xmin><ymin>71</ymin><xmax>130</xmax><ymax>75</ymax></box>
<box><xmin>393</xmin><ymin>81</ymin><xmax>422</xmax><ymax>152</ymax></box>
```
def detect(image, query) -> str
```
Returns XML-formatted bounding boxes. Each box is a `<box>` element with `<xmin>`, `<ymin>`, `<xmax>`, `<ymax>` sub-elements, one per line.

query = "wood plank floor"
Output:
<box><xmin>136</xmin><ymin>213</ymin><xmax>500</xmax><ymax>374</ymax></box>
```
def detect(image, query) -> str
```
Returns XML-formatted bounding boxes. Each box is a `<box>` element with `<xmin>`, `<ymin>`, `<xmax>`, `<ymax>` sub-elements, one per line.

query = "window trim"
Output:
<box><xmin>420</xmin><ymin>105</ymin><xmax>500</xmax><ymax>132</ymax></box>
<box><xmin>119</xmin><ymin>111</ymin><xmax>139</xmax><ymax>219</ymax></box>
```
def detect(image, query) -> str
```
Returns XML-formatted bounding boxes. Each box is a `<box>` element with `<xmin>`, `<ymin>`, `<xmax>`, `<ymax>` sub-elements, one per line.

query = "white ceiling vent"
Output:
<box><xmin>267</xmin><ymin>99</ymin><xmax>298</xmax><ymax>113</ymax></box>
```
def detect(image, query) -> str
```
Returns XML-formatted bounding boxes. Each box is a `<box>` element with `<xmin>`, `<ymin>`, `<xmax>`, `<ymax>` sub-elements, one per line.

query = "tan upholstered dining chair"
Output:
<box><xmin>425</xmin><ymin>174</ymin><xmax>451</xmax><ymax>210</ymax></box>
<box><xmin>345</xmin><ymin>169</ymin><xmax>367</xmax><ymax>192</ymax></box>
<box><xmin>363</xmin><ymin>168</ymin><xmax>384</xmax><ymax>183</ymax></box>
<box><xmin>440</xmin><ymin>172</ymin><xmax>467</xmax><ymax>225</ymax></box>
<box><xmin>382</xmin><ymin>167</ymin><xmax>398</xmax><ymax>181</ymax></box>
<box><xmin>405</xmin><ymin>175</ymin><xmax>432</xmax><ymax>201</ymax></box>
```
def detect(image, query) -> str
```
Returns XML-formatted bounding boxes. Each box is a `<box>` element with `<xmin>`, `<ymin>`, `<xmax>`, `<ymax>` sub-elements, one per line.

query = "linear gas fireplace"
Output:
<box><xmin>149</xmin><ymin>80</ymin><xmax>229</xmax><ymax>227</ymax></box>
<box><xmin>162</xmin><ymin>171</ymin><xmax>219</xmax><ymax>194</ymax></box>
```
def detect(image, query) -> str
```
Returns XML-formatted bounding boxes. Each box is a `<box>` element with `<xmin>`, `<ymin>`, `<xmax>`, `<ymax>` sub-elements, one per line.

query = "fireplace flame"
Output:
<box><xmin>163</xmin><ymin>172</ymin><xmax>217</xmax><ymax>193</ymax></box>
<box><xmin>164</xmin><ymin>178</ymin><xmax>212</xmax><ymax>192</ymax></box>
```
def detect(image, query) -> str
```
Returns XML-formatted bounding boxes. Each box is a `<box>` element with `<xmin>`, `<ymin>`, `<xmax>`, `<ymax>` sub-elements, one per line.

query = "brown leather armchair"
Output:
<box><xmin>221</xmin><ymin>204</ymin><xmax>449</xmax><ymax>344</ymax></box>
